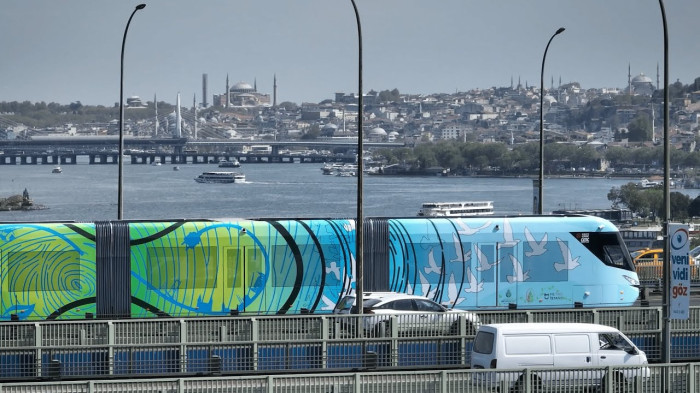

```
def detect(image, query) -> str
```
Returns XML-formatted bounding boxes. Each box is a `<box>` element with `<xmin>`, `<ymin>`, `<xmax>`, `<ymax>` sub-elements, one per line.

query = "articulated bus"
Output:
<box><xmin>0</xmin><ymin>215</ymin><xmax>640</xmax><ymax>320</ymax></box>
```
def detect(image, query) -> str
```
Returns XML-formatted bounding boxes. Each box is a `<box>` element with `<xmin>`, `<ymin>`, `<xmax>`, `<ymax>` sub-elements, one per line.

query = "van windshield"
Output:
<box><xmin>473</xmin><ymin>331</ymin><xmax>494</xmax><ymax>354</ymax></box>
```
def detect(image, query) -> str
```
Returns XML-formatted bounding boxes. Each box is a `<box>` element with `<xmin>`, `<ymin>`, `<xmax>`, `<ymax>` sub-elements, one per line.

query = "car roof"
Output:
<box><xmin>479</xmin><ymin>323</ymin><xmax>620</xmax><ymax>335</ymax></box>
<box><xmin>346</xmin><ymin>292</ymin><xmax>433</xmax><ymax>301</ymax></box>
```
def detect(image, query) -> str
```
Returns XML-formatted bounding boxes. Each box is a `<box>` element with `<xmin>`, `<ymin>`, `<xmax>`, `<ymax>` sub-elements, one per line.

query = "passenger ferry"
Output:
<box><xmin>218</xmin><ymin>159</ymin><xmax>240</xmax><ymax>168</ymax></box>
<box><xmin>194</xmin><ymin>171</ymin><xmax>245</xmax><ymax>184</ymax></box>
<box><xmin>417</xmin><ymin>201</ymin><xmax>494</xmax><ymax>217</ymax></box>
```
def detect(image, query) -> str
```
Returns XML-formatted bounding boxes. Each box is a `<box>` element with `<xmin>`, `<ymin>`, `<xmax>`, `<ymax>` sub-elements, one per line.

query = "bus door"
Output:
<box><xmin>496</xmin><ymin>242</ymin><xmax>521</xmax><ymax>307</ymax></box>
<box><xmin>224</xmin><ymin>245</ymin><xmax>265</xmax><ymax>314</ymax></box>
<box><xmin>474</xmin><ymin>243</ymin><xmax>498</xmax><ymax>307</ymax></box>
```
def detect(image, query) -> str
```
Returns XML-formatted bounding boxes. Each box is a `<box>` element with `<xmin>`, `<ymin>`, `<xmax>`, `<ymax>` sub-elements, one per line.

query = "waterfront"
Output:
<box><xmin>1</xmin><ymin>162</ymin><xmax>699</xmax><ymax>222</ymax></box>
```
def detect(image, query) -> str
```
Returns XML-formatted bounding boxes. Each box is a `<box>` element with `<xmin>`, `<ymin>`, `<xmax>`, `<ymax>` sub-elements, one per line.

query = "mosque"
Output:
<box><xmin>212</xmin><ymin>75</ymin><xmax>274</xmax><ymax>108</ymax></box>
<box><xmin>627</xmin><ymin>64</ymin><xmax>657</xmax><ymax>96</ymax></box>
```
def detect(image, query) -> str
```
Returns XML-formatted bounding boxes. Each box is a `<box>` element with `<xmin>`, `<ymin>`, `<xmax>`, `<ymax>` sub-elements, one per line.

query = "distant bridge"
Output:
<box><xmin>0</xmin><ymin>137</ymin><xmax>404</xmax><ymax>165</ymax></box>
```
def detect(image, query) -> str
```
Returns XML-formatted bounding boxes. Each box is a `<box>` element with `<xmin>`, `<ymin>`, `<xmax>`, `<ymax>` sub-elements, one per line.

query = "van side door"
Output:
<box><xmin>553</xmin><ymin>333</ymin><xmax>596</xmax><ymax>385</ymax></box>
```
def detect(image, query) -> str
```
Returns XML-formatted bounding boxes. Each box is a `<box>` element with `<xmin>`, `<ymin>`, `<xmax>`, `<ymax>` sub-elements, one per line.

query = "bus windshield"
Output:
<box><xmin>573</xmin><ymin>232</ymin><xmax>635</xmax><ymax>272</ymax></box>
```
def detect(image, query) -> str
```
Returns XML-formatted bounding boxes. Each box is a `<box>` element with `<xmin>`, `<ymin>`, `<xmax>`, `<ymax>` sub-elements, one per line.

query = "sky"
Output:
<box><xmin>0</xmin><ymin>0</ymin><xmax>698</xmax><ymax>107</ymax></box>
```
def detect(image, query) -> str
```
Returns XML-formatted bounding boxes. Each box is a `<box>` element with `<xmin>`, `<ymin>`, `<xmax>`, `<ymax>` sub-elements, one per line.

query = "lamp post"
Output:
<box><xmin>538</xmin><ymin>27</ymin><xmax>565</xmax><ymax>215</ymax></box>
<box><xmin>118</xmin><ymin>3</ymin><xmax>146</xmax><ymax>220</ymax></box>
<box><xmin>658</xmin><ymin>0</ymin><xmax>671</xmax><ymax>367</ymax></box>
<box><xmin>349</xmin><ymin>0</ymin><xmax>364</xmax><ymax>314</ymax></box>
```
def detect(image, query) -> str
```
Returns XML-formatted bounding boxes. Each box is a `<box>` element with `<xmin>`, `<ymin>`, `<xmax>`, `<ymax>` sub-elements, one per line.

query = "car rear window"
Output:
<box><xmin>473</xmin><ymin>331</ymin><xmax>495</xmax><ymax>354</ymax></box>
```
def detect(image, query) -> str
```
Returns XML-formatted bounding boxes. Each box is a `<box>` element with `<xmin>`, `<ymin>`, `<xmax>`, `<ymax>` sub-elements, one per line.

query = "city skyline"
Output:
<box><xmin>1</xmin><ymin>0</ymin><xmax>698</xmax><ymax>107</ymax></box>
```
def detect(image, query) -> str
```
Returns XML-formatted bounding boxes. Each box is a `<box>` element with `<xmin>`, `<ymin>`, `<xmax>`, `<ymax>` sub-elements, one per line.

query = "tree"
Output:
<box><xmin>626</xmin><ymin>114</ymin><xmax>652</xmax><ymax>142</ymax></box>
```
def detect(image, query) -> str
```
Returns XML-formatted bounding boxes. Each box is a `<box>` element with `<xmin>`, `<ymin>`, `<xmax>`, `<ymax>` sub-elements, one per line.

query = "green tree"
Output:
<box><xmin>626</xmin><ymin>114</ymin><xmax>652</xmax><ymax>142</ymax></box>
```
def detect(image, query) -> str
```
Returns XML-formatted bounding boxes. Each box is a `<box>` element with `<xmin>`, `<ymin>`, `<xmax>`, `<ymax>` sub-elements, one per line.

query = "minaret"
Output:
<box><xmin>193</xmin><ymin>94</ymin><xmax>198</xmax><ymax>140</ymax></box>
<box><xmin>628</xmin><ymin>63</ymin><xmax>632</xmax><ymax>96</ymax></box>
<box><xmin>254</xmin><ymin>78</ymin><xmax>257</xmax><ymax>92</ymax></box>
<box><xmin>202</xmin><ymin>73</ymin><xmax>208</xmax><ymax>108</ymax></box>
<box><xmin>225</xmin><ymin>74</ymin><xmax>230</xmax><ymax>108</ymax></box>
<box><xmin>656</xmin><ymin>63</ymin><xmax>660</xmax><ymax>90</ymax></box>
<box><xmin>176</xmin><ymin>93</ymin><xmax>182</xmax><ymax>138</ymax></box>
<box><xmin>273</xmin><ymin>74</ymin><xmax>277</xmax><ymax>107</ymax></box>
<box><xmin>510</xmin><ymin>76</ymin><xmax>513</xmax><ymax>89</ymax></box>
<box><xmin>154</xmin><ymin>93</ymin><xmax>158</xmax><ymax>136</ymax></box>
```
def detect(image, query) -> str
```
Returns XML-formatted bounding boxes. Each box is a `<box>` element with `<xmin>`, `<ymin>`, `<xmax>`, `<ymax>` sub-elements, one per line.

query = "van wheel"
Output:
<box><xmin>602</xmin><ymin>372</ymin><xmax>628</xmax><ymax>393</ymax></box>
<box><xmin>511</xmin><ymin>374</ymin><xmax>542</xmax><ymax>393</ymax></box>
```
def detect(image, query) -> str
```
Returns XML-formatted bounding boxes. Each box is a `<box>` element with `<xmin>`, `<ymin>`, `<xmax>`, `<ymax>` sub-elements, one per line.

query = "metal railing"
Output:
<box><xmin>0</xmin><ymin>307</ymin><xmax>698</xmax><ymax>381</ymax></box>
<box><xmin>635</xmin><ymin>258</ymin><xmax>700</xmax><ymax>288</ymax></box>
<box><xmin>0</xmin><ymin>363</ymin><xmax>698</xmax><ymax>393</ymax></box>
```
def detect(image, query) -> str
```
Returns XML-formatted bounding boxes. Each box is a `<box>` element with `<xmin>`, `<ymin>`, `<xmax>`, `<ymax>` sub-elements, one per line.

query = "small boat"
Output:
<box><xmin>417</xmin><ymin>201</ymin><xmax>494</xmax><ymax>217</ymax></box>
<box><xmin>173</xmin><ymin>166</ymin><xmax>181</xmax><ymax>171</ymax></box>
<box><xmin>195</xmin><ymin>171</ymin><xmax>245</xmax><ymax>184</ymax></box>
<box><xmin>52</xmin><ymin>166</ymin><xmax>62</xmax><ymax>174</ymax></box>
<box><xmin>151</xmin><ymin>159</ymin><xmax>162</xmax><ymax>166</ymax></box>
<box><xmin>218</xmin><ymin>159</ymin><xmax>241</xmax><ymax>168</ymax></box>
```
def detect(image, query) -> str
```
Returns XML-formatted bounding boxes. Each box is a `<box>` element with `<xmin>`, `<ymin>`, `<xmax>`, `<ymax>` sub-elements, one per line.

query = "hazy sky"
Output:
<box><xmin>1</xmin><ymin>0</ymin><xmax>698</xmax><ymax>106</ymax></box>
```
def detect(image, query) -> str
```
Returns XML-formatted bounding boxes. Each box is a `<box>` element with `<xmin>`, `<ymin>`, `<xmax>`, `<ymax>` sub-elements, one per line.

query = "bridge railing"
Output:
<box><xmin>635</xmin><ymin>258</ymin><xmax>700</xmax><ymax>288</ymax></box>
<box><xmin>0</xmin><ymin>363</ymin><xmax>698</xmax><ymax>393</ymax></box>
<box><xmin>0</xmin><ymin>306</ymin><xmax>698</xmax><ymax>381</ymax></box>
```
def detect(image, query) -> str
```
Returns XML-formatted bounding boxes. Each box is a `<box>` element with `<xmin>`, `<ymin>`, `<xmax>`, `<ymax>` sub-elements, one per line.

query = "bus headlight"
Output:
<box><xmin>623</xmin><ymin>275</ymin><xmax>640</xmax><ymax>286</ymax></box>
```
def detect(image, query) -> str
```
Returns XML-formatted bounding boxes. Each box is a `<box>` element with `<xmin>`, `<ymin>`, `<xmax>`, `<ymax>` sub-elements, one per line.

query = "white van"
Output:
<box><xmin>471</xmin><ymin>323</ymin><xmax>650</xmax><ymax>391</ymax></box>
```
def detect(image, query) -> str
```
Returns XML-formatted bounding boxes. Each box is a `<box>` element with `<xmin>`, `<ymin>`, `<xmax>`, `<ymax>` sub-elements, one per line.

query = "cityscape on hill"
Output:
<box><xmin>2</xmin><ymin>70</ymin><xmax>699</xmax><ymax>150</ymax></box>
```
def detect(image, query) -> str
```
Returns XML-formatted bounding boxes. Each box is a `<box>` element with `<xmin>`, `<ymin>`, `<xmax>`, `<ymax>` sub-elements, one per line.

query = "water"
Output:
<box><xmin>1</xmin><ymin>162</ymin><xmax>698</xmax><ymax>222</ymax></box>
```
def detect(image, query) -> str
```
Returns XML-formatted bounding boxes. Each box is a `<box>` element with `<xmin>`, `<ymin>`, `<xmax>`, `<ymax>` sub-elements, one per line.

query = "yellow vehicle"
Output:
<box><xmin>633</xmin><ymin>248</ymin><xmax>698</xmax><ymax>283</ymax></box>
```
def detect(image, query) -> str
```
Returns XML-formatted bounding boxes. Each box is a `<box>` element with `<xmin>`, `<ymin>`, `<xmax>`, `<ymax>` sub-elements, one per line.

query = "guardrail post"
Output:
<box><xmin>321</xmin><ymin>317</ymin><xmax>328</xmax><ymax>369</ymax></box>
<box><xmin>391</xmin><ymin>315</ymin><xmax>398</xmax><ymax>367</ymax></box>
<box><xmin>252</xmin><ymin>318</ymin><xmax>259</xmax><ymax>371</ymax></box>
<box><xmin>34</xmin><ymin>323</ymin><xmax>41</xmax><ymax>378</ymax></box>
<box><xmin>180</xmin><ymin>319</ymin><xmax>187</xmax><ymax>373</ymax></box>
<box><xmin>108</xmin><ymin>322</ymin><xmax>114</xmax><ymax>376</ymax></box>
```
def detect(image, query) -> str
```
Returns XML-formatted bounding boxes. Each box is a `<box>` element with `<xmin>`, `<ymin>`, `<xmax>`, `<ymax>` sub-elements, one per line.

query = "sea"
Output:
<box><xmin>2</xmin><ymin>162</ymin><xmax>699</xmax><ymax>222</ymax></box>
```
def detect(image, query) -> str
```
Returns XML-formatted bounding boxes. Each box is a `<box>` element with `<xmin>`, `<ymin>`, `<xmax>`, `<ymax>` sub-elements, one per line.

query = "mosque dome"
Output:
<box><xmin>632</xmin><ymin>73</ymin><xmax>653</xmax><ymax>84</ymax></box>
<box><xmin>543</xmin><ymin>95</ymin><xmax>557</xmax><ymax>104</ymax></box>
<box><xmin>323</xmin><ymin>123</ymin><xmax>338</xmax><ymax>130</ymax></box>
<box><xmin>231</xmin><ymin>82</ymin><xmax>254</xmax><ymax>92</ymax></box>
<box><xmin>370</xmin><ymin>127</ymin><xmax>387</xmax><ymax>136</ymax></box>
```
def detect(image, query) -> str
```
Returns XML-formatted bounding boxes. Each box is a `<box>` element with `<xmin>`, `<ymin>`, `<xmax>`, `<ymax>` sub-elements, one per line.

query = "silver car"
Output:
<box><xmin>333</xmin><ymin>292</ymin><xmax>480</xmax><ymax>337</ymax></box>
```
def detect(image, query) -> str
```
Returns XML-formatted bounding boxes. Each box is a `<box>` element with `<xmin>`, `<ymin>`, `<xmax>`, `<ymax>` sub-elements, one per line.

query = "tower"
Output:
<box><xmin>202</xmin><ymin>73</ymin><xmax>208</xmax><ymax>108</ymax></box>
<box><xmin>193</xmin><ymin>93</ymin><xmax>198</xmax><ymax>140</ymax></box>
<box><xmin>225</xmin><ymin>74</ymin><xmax>230</xmax><ymax>108</ymax></box>
<box><xmin>273</xmin><ymin>74</ymin><xmax>277</xmax><ymax>107</ymax></box>
<box><xmin>656</xmin><ymin>63</ymin><xmax>660</xmax><ymax>91</ymax></box>
<box><xmin>153</xmin><ymin>93</ymin><xmax>158</xmax><ymax>136</ymax></box>
<box><xmin>628</xmin><ymin>63</ymin><xmax>632</xmax><ymax>96</ymax></box>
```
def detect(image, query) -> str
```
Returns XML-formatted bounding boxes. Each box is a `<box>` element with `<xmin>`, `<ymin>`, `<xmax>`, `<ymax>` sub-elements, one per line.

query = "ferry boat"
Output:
<box><xmin>51</xmin><ymin>166</ymin><xmax>62</xmax><ymax>174</ymax></box>
<box><xmin>417</xmin><ymin>201</ymin><xmax>494</xmax><ymax>217</ymax></box>
<box><xmin>218</xmin><ymin>159</ymin><xmax>241</xmax><ymax>168</ymax></box>
<box><xmin>194</xmin><ymin>171</ymin><xmax>245</xmax><ymax>184</ymax></box>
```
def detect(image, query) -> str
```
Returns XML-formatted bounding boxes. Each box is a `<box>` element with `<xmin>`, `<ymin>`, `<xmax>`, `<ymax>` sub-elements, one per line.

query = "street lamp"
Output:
<box><xmin>658</xmin><ymin>0</ymin><xmax>671</xmax><ymax>366</ymax></box>
<box><xmin>538</xmin><ymin>27</ymin><xmax>565</xmax><ymax>215</ymax></box>
<box><xmin>349</xmin><ymin>0</ymin><xmax>364</xmax><ymax>314</ymax></box>
<box><xmin>118</xmin><ymin>3</ymin><xmax>146</xmax><ymax>220</ymax></box>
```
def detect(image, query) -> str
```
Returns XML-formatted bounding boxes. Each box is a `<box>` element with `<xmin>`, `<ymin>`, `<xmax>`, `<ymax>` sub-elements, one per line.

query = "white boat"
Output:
<box><xmin>194</xmin><ymin>171</ymin><xmax>245</xmax><ymax>184</ymax></box>
<box><xmin>151</xmin><ymin>159</ymin><xmax>162</xmax><ymax>166</ymax></box>
<box><xmin>52</xmin><ymin>166</ymin><xmax>62</xmax><ymax>174</ymax></box>
<box><xmin>321</xmin><ymin>163</ymin><xmax>357</xmax><ymax>176</ymax></box>
<box><xmin>218</xmin><ymin>159</ymin><xmax>241</xmax><ymax>168</ymax></box>
<box><xmin>417</xmin><ymin>201</ymin><xmax>494</xmax><ymax>217</ymax></box>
